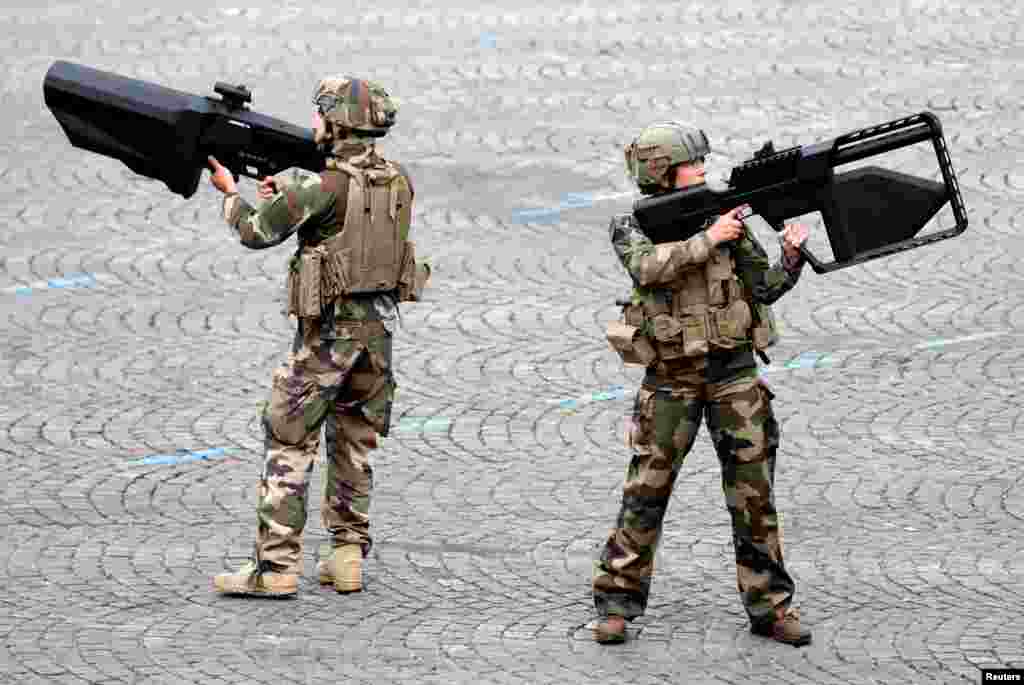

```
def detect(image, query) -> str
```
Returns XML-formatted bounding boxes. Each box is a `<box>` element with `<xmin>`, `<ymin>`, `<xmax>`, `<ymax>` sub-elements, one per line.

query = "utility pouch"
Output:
<box><xmin>396</xmin><ymin>240</ymin><xmax>419</xmax><ymax>302</ymax></box>
<box><xmin>622</xmin><ymin>302</ymin><xmax>645</xmax><ymax>328</ymax></box>
<box><xmin>298</xmin><ymin>250</ymin><xmax>324</xmax><ymax>318</ymax></box>
<box><xmin>605</xmin><ymin>320</ymin><xmax>657</xmax><ymax>367</ymax></box>
<box><xmin>679</xmin><ymin>315</ymin><xmax>710</xmax><ymax>357</ymax></box>
<box><xmin>713</xmin><ymin>299</ymin><xmax>753</xmax><ymax>342</ymax></box>
<box><xmin>650</xmin><ymin>313</ymin><xmax>691</xmax><ymax>360</ymax></box>
<box><xmin>751</xmin><ymin>302</ymin><xmax>779</xmax><ymax>350</ymax></box>
<box><xmin>317</xmin><ymin>231</ymin><xmax>351</xmax><ymax>305</ymax></box>
<box><xmin>287</xmin><ymin>248</ymin><xmax>327</xmax><ymax>319</ymax></box>
<box><xmin>287</xmin><ymin>260</ymin><xmax>301</xmax><ymax>317</ymax></box>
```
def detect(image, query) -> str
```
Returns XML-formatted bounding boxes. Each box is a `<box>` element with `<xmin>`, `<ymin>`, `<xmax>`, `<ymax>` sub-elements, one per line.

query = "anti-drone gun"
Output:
<box><xmin>42</xmin><ymin>60</ymin><xmax>327</xmax><ymax>199</ymax></box>
<box><xmin>633</xmin><ymin>112</ymin><xmax>968</xmax><ymax>273</ymax></box>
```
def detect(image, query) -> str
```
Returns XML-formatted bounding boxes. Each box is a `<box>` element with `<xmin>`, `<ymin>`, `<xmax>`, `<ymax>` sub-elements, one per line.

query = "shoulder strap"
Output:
<box><xmin>342</xmin><ymin>171</ymin><xmax>366</xmax><ymax>233</ymax></box>
<box><xmin>331</xmin><ymin>160</ymin><xmax>364</xmax><ymax>183</ymax></box>
<box><xmin>319</xmin><ymin>169</ymin><xmax>350</xmax><ymax>233</ymax></box>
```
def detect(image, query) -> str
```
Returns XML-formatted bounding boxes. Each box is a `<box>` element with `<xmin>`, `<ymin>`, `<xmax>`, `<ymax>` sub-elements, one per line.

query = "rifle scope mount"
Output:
<box><xmin>214</xmin><ymin>82</ymin><xmax>252</xmax><ymax>109</ymax></box>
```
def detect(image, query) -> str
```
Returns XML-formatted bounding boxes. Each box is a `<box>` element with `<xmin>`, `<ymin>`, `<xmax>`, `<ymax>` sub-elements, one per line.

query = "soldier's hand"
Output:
<box><xmin>781</xmin><ymin>222</ymin><xmax>809</xmax><ymax>258</ymax></box>
<box><xmin>207</xmin><ymin>156</ymin><xmax>238</xmax><ymax>195</ymax></box>
<box><xmin>706</xmin><ymin>206</ymin><xmax>745</xmax><ymax>246</ymax></box>
<box><xmin>257</xmin><ymin>176</ymin><xmax>279</xmax><ymax>200</ymax></box>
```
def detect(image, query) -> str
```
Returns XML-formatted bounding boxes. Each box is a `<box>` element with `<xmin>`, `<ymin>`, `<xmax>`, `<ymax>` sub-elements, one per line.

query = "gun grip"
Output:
<box><xmin>797</xmin><ymin>244</ymin><xmax>827</xmax><ymax>274</ymax></box>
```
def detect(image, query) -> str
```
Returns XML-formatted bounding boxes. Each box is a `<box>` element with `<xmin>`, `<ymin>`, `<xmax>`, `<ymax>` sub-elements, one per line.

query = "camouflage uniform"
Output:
<box><xmin>222</xmin><ymin>141</ymin><xmax>416</xmax><ymax>575</ymax></box>
<box><xmin>593</xmin><ymin>211</ymin><xmax>806</xmax><ymax>630</ymax></box>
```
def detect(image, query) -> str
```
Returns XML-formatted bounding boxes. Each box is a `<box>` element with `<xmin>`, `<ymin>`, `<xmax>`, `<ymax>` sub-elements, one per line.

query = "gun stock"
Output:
<box><xmin>43</xmin><ymin>60</ymin><xmax>325</xmax><ymax>199</ymax></box>
<box><xmin>633</xmin><ymin>112</ymin><xmax>968</xmax><ymax>273</ymax></box>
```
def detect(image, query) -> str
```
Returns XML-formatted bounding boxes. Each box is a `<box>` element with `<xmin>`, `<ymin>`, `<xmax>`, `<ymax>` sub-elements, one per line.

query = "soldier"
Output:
<box><xmin>592</xmin><ymin>122</ymin><xmax>812</xmax><ymax>646</ymax></box>
<box><xmin>208</xmin><ymin>77</ymin><xmax>426</xmax><ymax>597</ymax></box>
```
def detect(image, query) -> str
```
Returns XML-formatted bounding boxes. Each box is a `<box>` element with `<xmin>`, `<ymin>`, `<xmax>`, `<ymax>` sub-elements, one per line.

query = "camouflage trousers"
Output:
<box><xmin>254</xmin><ymin>317</ymin><xmax>394</xmax><ymax>574</ymax></box>
<box><xmin>592</xmin><ymin>367</ymin><xmax>795</xmax><ymax>626</ymax></box>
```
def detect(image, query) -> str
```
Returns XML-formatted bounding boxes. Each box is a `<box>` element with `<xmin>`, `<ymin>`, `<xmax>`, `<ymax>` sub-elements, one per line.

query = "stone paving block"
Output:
<box><xmin>1</xmin><ymin>1</ymin><xmax>1022</xmax><ymax>684</ymax></box>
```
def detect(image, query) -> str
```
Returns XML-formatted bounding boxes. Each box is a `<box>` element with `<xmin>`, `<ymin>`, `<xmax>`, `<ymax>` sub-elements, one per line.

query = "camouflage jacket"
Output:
<box><xmin>223</xmin><ymin>162</ymin><xmax>415</xmax><ymax>333</ymax></box>
<box><xmin>610</xmin><ymin>212</ymin><xmax>805</xmax><ymax>377</ymax></box>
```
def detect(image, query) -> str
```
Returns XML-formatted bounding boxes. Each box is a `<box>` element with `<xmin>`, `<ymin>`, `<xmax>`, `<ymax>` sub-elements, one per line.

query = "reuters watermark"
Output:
<box><xmin>982</xmin><ymin>669</ymin><xmax>1024</xmax><ymax>683</ymax></box>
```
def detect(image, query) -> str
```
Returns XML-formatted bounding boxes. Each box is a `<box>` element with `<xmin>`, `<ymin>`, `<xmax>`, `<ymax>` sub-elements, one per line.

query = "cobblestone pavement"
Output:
<box><xmin>1</xmin><ymin>2</ymin><xmax>1022</xmax><ymax>683</ymax></box>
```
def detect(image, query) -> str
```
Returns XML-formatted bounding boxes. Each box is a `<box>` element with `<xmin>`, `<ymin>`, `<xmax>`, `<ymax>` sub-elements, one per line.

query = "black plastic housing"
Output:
<box><xmin>43</xmin><ymin>60</ymin><xmax>326</xmax><ymax>198</ymax></box>
<box><xmin>633</xmin><ymin>112</ymin><xmax>968</xmax><ymax>273</ymax></box>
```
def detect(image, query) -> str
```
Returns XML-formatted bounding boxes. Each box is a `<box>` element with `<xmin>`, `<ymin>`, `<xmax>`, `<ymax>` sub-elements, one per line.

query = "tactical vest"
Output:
<box><xmin>286</xmin><ymin>157</ymin><xmax>417</xmax><ymax>319</ymax></box>
<box><xmin>606</xmin><ymin>246</ymin><xmax>778</xmax><ymax>367</ymax></box>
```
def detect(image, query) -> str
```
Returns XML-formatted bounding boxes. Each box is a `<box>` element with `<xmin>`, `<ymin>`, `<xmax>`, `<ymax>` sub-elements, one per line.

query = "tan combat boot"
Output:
<box><xmin>750</xmin><ymin>606</ymin><xmax>812</xmax><ymax>647</ymax></box>
<box><xmin>316</xmin><ymin>557</ymin><xmax>333</xmax><ymax>585</ymax></box>
<box><xmin>592</xmin><ymin>615</ymin><xmax>627</xmax><ymax>644</ymax></box>
<box><xmin>317</xmin><ymin>545</ymin><xmax>362</xmax><ymax>593</ymax></box>
<box><xmin>213</xmin><ymin>560</ymin><xmax>298</xmax><ymax>598</ymax></box>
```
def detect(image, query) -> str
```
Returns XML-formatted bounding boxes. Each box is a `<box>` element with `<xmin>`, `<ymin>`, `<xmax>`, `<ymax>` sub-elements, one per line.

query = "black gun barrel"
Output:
<box><xmin>43</xmin><ymin>60</ymin><xmax>323</xmax><ymax>198</ymax></box>
<box><xmin>631</xmin><ymin>111</ymin><xmax>968</xmax><ymax>273</ymax></box>
<box><xmin>833</xmin><ymin>122</ymin><xmax>933</xmax><ymax>166</ymax></box>
<box><xmin>44</xmin><ymin>60</ymin><xmax>210</xmax><ymax>197</ymax></box>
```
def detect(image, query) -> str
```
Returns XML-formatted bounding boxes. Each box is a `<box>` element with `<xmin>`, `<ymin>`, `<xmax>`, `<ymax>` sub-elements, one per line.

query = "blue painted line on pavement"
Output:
<box><xmin>764</xmin><ymin>332</ymin><xmax>1011</xmax><ymax>374</ymax></box>
<box><xmin>126</xmin><ymin>447</ymin><xmax>233</xmax><ymax>467</ymax></box>
<box><xmin>394</xmin><ymin>417</ymin><xmax>452</xmax><ymax>433</ymax></box>
<box><xmin>913</xmin><ymin>331</ymin><xmax>1007</xmax><ymax>349</ymax></box>
<box><xmin>4</xmin><ymin>272</ymin><xmax>98</xmax><ymax>296</ymax></box>
<box><xmin>761</xmin><ymin>351</ymin><xmax>834</xmax><ymax>374</ymax></box>
<box><xmin>511</xmin><ymin>207</ymin><xmax>562</xmax><ymax>224</ymax></box>
<box><xmin>555</xmin><ymin>384</ymin><xmax>627</xmax><ymax>412</ymax></box>
<box><xmin>590</xmin><ymin>385</ymin><xmax>627</xmax><ymax>401</ymax></box>
<box><xmin>480</xmin><ymin>32</ymin><xmax>497</xmax><ymax>48</ymax></box>
<box><xmin>560</xmin><ymin>192</ymin><xmax>595</xmax><ymax>209</ymax></box>
<box><xmin>48</xmin><ymin>273</ymin><xmax>97</xmax><ymax>289</ymax></box>
<box><xmin>511</xmin><ymin>190</ymin><xmax>638</xmax><ymax>224</ymax></box>
<box><xmin>783</xmin><ymin>351</ymin><xmax>833</xmax><ymax>370</ymax></box>
<box><xmin>512</xmin><ymin>191</ymin><xmax>611</xmax><ymax>224</ymax></box>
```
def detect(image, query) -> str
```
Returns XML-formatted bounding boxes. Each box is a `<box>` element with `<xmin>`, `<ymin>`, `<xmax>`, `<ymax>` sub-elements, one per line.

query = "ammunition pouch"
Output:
<box><xmin>396</xmin><ymin>240</ymin><xmax>419</xmax><ymax>302</ymax></box>
<box><xmin>605</xmin><ymin>320</ymin><xmax>657</xmax><ymax>368</ymax></box>
<box><xmin>287</xmin><ymin>247</ymin><xmax>324</xmax><ymax>319</ymax></box>
<box><xmin>711</xmin><ymin>299</ymin><xmax>753</xmax><ymax>347</ymax></box>
<box><xmin>287</xmin><ymin>235</ymin><xmax>420</xmax><ymax>318</ymax></box>
<box><xmin>750</xmin><ymin>302</ymin><xmax>779</xmax><ymax>351</ymax></box>
<box><xmin>651</xmin><ymin>312</ymin><xmax>692</xmax><ymax>360</ymax></box>
<box><xmin>647</xmin><ymin>293</ymin><xmax>753</xmax><ymax>360</ymax></box>
<box><xmin>609</xmin><ymin>247</ymin><xmax>777</xmax><ymax>367</ymax></box>
<box><xmin>286</xmin><ymin>236</ymin><xmax>352</xmax><ymax>319</ymax></box>
<box><xmin>621</xmin><ymin>301</ymin><xmax>645</xmax><ymax>327</ymax></box>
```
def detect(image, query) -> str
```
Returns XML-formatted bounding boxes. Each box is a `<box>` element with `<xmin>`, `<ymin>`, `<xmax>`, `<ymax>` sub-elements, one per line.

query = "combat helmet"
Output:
<box><xmin>313</xmin><ymin>76</ymin><xmax>397</xmax><ymax>141</ymax></box>
<box><xmin>624</xmin><ymin>122</ymin><xmax>709</xmax><ymax>194</ymax></box>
